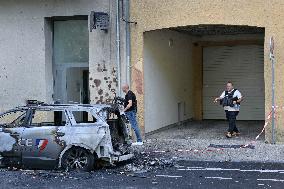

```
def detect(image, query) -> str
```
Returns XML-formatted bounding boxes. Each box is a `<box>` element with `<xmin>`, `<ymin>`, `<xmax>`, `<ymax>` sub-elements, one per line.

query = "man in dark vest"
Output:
<box><xmin>214</xmin><ymin>82</ymin><xmax>243</xmax><ymax>138</ymax></box>
<box><xmin>122</xmin><ymin>84</ymin><xmax>143</xmax><ymax>145</ymax></box>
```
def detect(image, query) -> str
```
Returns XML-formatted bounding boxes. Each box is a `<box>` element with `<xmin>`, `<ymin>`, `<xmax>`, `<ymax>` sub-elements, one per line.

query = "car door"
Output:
<box><xmin>0</xmin><ymin>109</ymin><xmax>29</xmax><ymax>165</ymax></box>
<box><xmin>21</xmin><ymin>109</ymin><xmax>67</xmax><ymax>169</ymax></box>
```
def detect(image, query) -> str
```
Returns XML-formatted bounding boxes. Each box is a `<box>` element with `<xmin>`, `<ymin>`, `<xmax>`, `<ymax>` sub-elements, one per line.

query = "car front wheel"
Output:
<box><xmin>61</xmin><ymin>147</ymin><xmax>94</xmax><ymax>171</ymax></box>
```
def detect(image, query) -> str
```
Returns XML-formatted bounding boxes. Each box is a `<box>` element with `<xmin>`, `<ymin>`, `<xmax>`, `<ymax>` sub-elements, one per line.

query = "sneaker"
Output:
<box><xmin>232</xmin><ymin>132</ymin><xmax>241</xmax><ymax>136</ymax></box>
<box><xmin>131</xmin><ymin>142</ymin><xmax>144</xmax><ymax>146</ymax></box>
<box><xmin>225</xmin><ymin>132</ymin><xmax>232</xmax><ymax>138</ymax></box>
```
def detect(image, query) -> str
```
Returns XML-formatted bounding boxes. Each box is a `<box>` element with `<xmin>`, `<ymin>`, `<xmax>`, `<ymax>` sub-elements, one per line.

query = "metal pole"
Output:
<box><xmin>125</xmin><ymin>0</ymin><xmax>131</xmax><ymax>88</ymax></box>
<box><xmin>271</xmin><ymin>57</ymin><xmax>276</xmax><ymax>144</ymax></box>
<box><xmin>270</xmin><ymin>37</ymin><xmax>276</xmax><ymax>144</ymax></box>
<box><xmin>116</xmin><ymin>0</ymin><xmax>121</xmax><ymax>96</ymax></box>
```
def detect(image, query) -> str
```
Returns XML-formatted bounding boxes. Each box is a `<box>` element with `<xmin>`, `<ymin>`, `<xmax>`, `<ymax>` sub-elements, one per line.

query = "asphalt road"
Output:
<box><xmin>0</xmin><ymin>160</ymin><xmax>283</xmax><ymax>189</ymax></box>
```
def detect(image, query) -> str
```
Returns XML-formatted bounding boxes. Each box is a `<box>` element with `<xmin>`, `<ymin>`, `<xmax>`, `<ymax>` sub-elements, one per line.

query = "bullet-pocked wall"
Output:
<box><xmin>0</xmin><ymin>0</ymin><xmax>126</xmax><ymax>111</ymax></box>
<box><xmin>130</xmin><ymin>0</ymin><xmax>284</xmax><ymax>143</ymax></box>
<box><xmin>89</xmin><ymin>0</ymin><xmax>128</xmax><ymax>105</ymax></box>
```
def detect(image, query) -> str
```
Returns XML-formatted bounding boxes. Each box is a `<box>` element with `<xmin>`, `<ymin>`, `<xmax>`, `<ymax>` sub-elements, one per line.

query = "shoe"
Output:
<box><xmin>225</xmin><ymin>132</ymin><xmax>232</xmax><ymax>138</ymax></box>
<box><xmin>232</xmin><ymin>132</ymin><xmax>240</xmax><ymax>136</ymax></box>
<box><xmin>131</xmin><ymin>142</ymin><xmax>144</xmax><ymax>146</ymax></box>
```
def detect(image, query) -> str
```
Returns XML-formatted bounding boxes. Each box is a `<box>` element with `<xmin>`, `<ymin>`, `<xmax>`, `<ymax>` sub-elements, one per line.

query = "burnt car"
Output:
<box><xmin>0</xmin><ymin>99</ymin><xmax>133</xmax><ymax>171</ymax></box>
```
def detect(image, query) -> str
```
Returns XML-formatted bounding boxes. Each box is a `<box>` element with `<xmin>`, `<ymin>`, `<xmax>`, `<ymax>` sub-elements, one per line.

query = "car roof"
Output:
<box><xmin>13</xmin><ymin>103</ymin><xmax>112</xmax><ymax>112</ymax></box>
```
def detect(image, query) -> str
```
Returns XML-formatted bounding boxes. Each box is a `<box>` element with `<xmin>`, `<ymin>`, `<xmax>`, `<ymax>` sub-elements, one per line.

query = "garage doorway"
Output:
<box><xmin>143</xmin><ymin>25</ymin><xmax>265</xmax><ymax>138</ymax></box>
<box><xmin>203</xmin><ymin>45</ymin><xmax>264</xmax><ymax>120</ymax></box>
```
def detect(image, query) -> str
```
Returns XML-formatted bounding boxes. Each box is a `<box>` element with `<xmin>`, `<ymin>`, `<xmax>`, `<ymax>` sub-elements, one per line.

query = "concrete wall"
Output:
<box><xmin>130</xmin><ymin>0</ymin><xmax>284</xmax><ymax>143</ymax></box>
<box><xmin>0</xmin><ymin>0</ymin><xmax>126</xmax><ymax>111</ymax></box>
<box><xmin>144</xmin><ymin>30</ymin><xmax>194</xmax><ymax>133</ymax></box>
<box><xmin>143</xmin><ymin>31</ymin><xmax>264</xmax><ymax>132</ymax></box>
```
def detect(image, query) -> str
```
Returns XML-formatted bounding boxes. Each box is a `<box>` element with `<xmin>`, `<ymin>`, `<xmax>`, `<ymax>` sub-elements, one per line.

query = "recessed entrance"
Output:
<box><xmin>143</xmin><ymin>25</ymin><xmax>265</xmax><ymax>140</ymax></box>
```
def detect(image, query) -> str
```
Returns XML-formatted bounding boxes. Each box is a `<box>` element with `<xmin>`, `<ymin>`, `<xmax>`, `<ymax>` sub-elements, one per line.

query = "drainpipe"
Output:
<box><xmin>270</xmin><ymin>37</ymin><xmax>276</xmax><ymax>144</ymax></box>
<box><xmin>116</xmin><ymin>0</ymin><xmax>121</xmax><ymax>96</ymax></box>
<box><xmin>125</xmin><ymin>0</ymin><xmax>131</xmax><ymax>88</ymax></box>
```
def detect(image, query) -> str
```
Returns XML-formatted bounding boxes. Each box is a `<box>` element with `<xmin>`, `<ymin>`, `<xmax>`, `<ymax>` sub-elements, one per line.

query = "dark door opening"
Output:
<box><xmin>82</xmin><ymin>70</ymin><xmax>89</xmax><ymax>121</ymax></box>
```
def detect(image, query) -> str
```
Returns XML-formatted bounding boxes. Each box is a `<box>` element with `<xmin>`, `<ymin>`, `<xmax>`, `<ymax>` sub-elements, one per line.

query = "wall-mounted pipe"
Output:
<box><xmin>116</xmin><ymin>0</ymin><xmax>121</xmax><ymax>96</ymax></box>
<box><xmin>125</xmin><ymin>0</ymin><xmax>131</xmax><ymax>88</ymax></box>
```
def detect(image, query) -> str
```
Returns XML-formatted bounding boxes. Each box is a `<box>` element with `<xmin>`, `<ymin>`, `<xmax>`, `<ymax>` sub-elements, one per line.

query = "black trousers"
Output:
<box><xmin>225</xmin><ymin>110</ymin><xmax>239</xmax><ymax>134</ymax></box>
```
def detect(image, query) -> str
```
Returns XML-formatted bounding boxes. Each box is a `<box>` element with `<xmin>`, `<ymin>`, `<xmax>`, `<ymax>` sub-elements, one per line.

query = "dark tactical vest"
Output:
<box><xmin>220</xmin><ymin>89</ymin><xmax>239</xmax><ymax>107</ymax></box>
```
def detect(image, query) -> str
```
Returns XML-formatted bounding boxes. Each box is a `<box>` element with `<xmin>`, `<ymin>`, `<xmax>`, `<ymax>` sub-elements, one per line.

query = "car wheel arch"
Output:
<box><xmin>58</xmin><ymin>144</ymin><xmax>97</xmax><ymax>168</ymax></box>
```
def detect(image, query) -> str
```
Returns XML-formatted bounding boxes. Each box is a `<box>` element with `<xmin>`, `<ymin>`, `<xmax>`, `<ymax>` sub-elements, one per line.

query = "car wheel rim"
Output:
<box><xmin>66</xmin><ymin>149</ymin><xmax>88</xmax><ymax>170</ymax></box>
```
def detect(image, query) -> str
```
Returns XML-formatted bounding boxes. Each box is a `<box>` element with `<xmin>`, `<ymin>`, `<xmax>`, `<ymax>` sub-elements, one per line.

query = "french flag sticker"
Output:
<box><xmin>35</xmin><ymin>139</ymin><xmax>48</xmax><ymax>152</ymax></box>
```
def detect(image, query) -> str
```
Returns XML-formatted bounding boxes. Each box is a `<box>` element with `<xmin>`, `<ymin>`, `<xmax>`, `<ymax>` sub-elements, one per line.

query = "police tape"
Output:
<box><xmin>242</xmin><ymin>109</ymin><xmax>274</xmax><ymax>148</ymax></box>
<box><xmin>234</xmin><ymin>106</ymin><xmax>280</xmax><ymax>149</ymax></box>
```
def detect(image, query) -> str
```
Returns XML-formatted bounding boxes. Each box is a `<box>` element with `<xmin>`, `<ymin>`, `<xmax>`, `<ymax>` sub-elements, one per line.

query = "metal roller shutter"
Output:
<box><xmin>203</xmin><ymin>45</ymin><xmax>264</xmax><ymax>120</ymax></box>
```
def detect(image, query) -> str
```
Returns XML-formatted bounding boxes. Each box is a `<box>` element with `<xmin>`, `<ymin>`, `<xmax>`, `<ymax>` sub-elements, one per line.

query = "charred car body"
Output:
<box><xmin>0</xmin><ymin>99</ymin><xmax>133</xmax><ymax>171</ymax></box>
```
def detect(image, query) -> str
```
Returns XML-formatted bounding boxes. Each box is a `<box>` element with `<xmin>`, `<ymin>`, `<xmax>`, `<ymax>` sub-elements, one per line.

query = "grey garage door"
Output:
<box><xmin>203</xmin><ymin>45</ymin><xmax>264</xmax><ymax>120</ymax></box>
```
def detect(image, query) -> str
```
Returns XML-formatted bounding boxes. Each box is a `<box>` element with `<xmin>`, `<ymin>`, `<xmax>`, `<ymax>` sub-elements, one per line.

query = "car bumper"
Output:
<box><xmin>112</xmin><ymin>153</ymin><xmax>134</xmax><ymax>162</ymax></box>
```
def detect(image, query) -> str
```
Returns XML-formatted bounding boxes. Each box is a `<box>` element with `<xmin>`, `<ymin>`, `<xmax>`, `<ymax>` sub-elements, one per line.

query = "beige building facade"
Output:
<box><xmin>130</xmin><ymin>0</ymin><xmax>284</xmax><ymax>143</ymax></box>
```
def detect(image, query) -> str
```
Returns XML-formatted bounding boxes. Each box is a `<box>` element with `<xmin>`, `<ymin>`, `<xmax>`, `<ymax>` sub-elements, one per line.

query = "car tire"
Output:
<box><xmin>61</xmin><ymin>147</ymin><xmax>95</xmax><ymax>172</ymax></box>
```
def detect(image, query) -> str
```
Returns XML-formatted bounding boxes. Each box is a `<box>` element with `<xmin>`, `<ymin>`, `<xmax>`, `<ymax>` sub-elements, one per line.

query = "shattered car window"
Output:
<box><xmin>0</xmin><ymin>110</ymin><xmax>27</xmax><ymax>128</ymax></box>
<box><xmin>72</xmin><ymin>111</ymin><xmax>97</xmax><ymax>124</ymax></box>
<box><xmin>30</xmin><ymin>110</ymin><xmax>66</xmax><ymax>127</ymax></box>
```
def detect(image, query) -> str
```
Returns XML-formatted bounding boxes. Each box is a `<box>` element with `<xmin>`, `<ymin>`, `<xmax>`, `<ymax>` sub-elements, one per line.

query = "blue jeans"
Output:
<box><xmin>225</xmin><ymin>110</ymin><xmax>239</xmax><ymax>134</ymax></box>
<box><xmin>125</xmin><ymin>110</ymin><xmax>142</xmax><ymax>142</ymax></box>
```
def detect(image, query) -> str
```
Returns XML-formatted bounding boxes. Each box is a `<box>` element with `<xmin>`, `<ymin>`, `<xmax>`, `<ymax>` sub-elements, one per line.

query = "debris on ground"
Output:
<box><xmin>117</xmin><ymin>150</ymin><xmax>176</xmax><ymax>175</ymax></box>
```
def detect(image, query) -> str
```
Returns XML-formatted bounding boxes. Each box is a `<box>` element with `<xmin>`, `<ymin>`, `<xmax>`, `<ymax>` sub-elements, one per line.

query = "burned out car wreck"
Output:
<box><xmin>0</xmin><ymin>100</ymin><xmax>133</xmax><ymax>171</ymax></box>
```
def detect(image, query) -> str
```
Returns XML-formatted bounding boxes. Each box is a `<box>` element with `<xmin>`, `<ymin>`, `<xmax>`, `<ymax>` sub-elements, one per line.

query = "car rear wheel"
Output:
<box><xmin>61</xmin><ymin>147</ymin><xmax>94</xmax><ymax>171</ymax></box>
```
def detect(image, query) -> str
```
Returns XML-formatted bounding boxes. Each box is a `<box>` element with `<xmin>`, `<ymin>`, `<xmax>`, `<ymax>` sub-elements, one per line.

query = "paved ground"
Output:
<box><xmin>141</xmin><ymin>120</ymin><xmax>284</xmax><ymax>163</ymax></box>
<box><xmin>1</xmin><ymin>160</ymin><xmax>283</xmax><ymax>189</ymax></box>
<box><xmin>146</xmin><ymin>120</ymin><xmax>265</xmax><ymax>140</ymax></box>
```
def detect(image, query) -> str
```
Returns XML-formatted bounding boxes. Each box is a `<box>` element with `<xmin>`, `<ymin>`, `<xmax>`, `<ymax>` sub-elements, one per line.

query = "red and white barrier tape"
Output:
<box><xmin>242</xmin><ymin>109</ymin><xmax>273</xmax><ymax>148</ymax></box>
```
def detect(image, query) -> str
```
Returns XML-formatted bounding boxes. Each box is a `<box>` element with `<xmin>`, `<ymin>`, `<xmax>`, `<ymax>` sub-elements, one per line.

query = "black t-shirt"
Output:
<box><xmin>124</xmin><ymin>90</ymin><xmax>137</xmax><ymax>112</ymax></box>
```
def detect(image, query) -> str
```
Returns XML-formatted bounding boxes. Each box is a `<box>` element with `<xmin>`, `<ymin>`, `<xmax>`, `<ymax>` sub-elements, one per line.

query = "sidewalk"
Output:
<box><xmin>135</xmin><ymin>120</ymin><xmax>284</xmax><ymax>163</ymax></box>
<box><xmin>139</xmin><ymin>138</ymin><xmax>284</xmax><ymax>163</ymax></box>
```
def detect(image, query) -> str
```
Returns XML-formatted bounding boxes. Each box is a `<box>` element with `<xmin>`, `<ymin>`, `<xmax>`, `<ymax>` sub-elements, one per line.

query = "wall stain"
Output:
<box><xmin>94</xmin><ymin>79</ymin><xmax>101</xmax><ymax>87</ymax></box>
<box><xmin>91</xmin><ymin>65</ymin><xmax>118</xmax><ymax>104</ymax></box>
<box><xmin>108</xmin><ymin>84</ymin><xmax>112</xmax><ymax>90</ymax></box>
<box><xmin>98</xmin><ymin>89</ymin><xmax>103</xmax><ymax>95</ymax></box>
<box><xmin>96</xmin><ymin>64</ymin><xmax>102</xmax><ymax>72</ymax></box>
<box><xmin>133</xmin><ymin>69</ymin><xmax>143</xmax><ymax>95</ymax></box>
<box><xmin>96</xmin><ymin>96</ymin><xmax>104</xmax><ymax>104</ymax></box>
